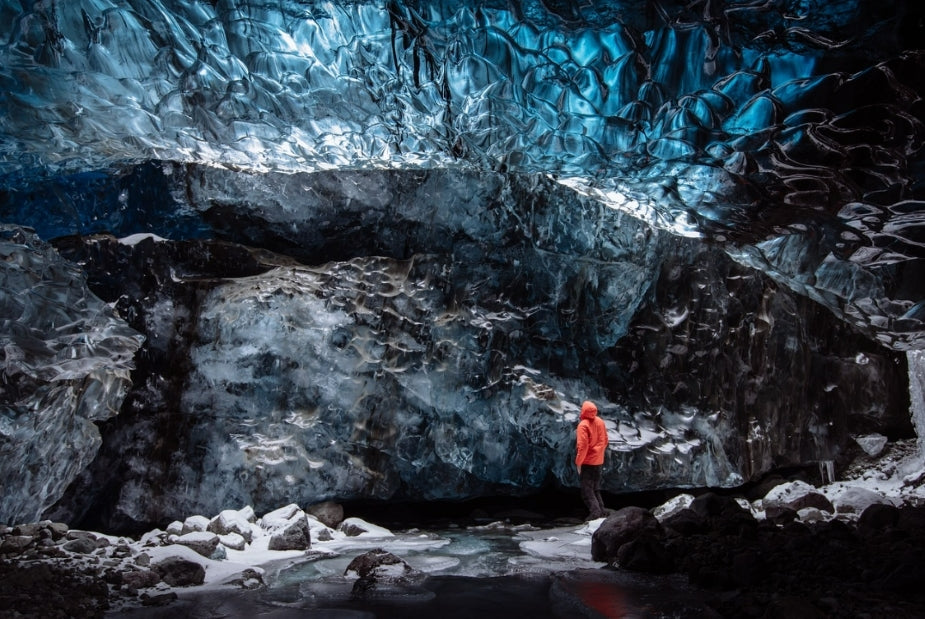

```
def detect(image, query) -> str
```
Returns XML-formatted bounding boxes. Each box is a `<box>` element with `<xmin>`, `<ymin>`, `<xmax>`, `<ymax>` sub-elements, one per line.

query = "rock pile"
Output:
<box><xmin>592</xmin><ymin>485</ymin><xmax>925</xmax><ymax>617</ymax></box>
<box><xmin>0</xmin><ymin>502</ymin><xmax>349</xmax><ymax>617</ymax></box>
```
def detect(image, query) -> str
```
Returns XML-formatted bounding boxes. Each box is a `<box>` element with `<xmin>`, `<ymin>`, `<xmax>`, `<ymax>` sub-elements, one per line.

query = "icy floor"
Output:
<box><xmin>111</xmin><ymin>519</ymin><xmax>720</xmax><ymax>618</ymax></box>
<box><xmin>107</xmin><ymin>438</ymin><xmax>925</xmax><ymax>618</ymax></box>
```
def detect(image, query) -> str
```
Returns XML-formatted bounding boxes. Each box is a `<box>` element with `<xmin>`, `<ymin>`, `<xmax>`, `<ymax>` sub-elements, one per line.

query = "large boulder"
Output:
<box><xmin>831</xmin><ymin>487</ymin><xmax>893</xmax><ymax>516</ymax></box>
<box><xmin>208</xmin><ymin>508</ymin><xmax>255</xmax><ymax>543</ymax></box>
<box><xmin>688</xmin><ymin>492</ymin><xmax>757</xmax><ymax>534</ymax></box>
<box><xmin>262</xmin><ymin>504</ymin><xmax>311</xmax><ymax>551</ymax></box>
<box><xmin>344</xmin><ymin>548</ymin><xmax>422</xmax><ymax>596</ymax></box>
<box><xmin>591</xmin><ymin>506</ymin><xmax>663</xmax><ymax>563</ymax></box>
<box><xmin>763</xmin><ymin>481</ymin><xmax>834</xmax><ymax>514</ymax></box>
<box><xmin>307</xmin><ymin>502</ymin><xmax>345</xmax><ymax>529</ymax></box>
<box><xmin>172</xmin><ymin>532</ymin><xmax>220</xmax><ymax>558</ymax></box>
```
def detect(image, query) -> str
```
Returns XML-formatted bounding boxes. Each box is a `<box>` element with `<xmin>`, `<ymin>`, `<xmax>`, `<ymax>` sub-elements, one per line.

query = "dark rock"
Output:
<box><xmin>786</xmin><ymin>492</ymin><xmax>834</xmax><ymax>514</ymax></box>
<box><xmin>48</xmin><ymin>522</ymin><xmax>70</xmax><ymax>540</ymax></box>
<box><xmin>122</xmin><ymin>569</ymin><xmax>162</xmax><ymax>591</ymax></box>
<box><xmin>341</xmin><ymin>521</ymin><xmax>368</xmax><ymax>537</ymax></box>
<box><xmin>307</xmin><ymin>501</ymin><xmax>345</xmax><ymax>529</ymax></box>
<box><xmin>152</xmin><ymin>557</ymin><xmax>205</xmax><ymax>587</ymax></box>
<box><xmin>761</xmin><ymin>595</ymin><xmax>828</xmax><ymax>619</ymax></box>
<box><xmin>764</xmin><ymin>505</ymin><xmax>798</xmax><ymax>525</ymax></box>
<box><xmin>111</xmin><ymin>543</ymin><xmax>133</xmax><ymax>559</ymax></box>
<box><xmin>0</xmin><ymin>535</ymin><xmax>34</xmax><ymax>555</ymax></box>
<box><xmin>63</xmin><ymin>537</ymin><xmax>98</xmax><ymax>554</ymax></box>
<box><xmin>141</xmin><ymin>591</ymin><xmax>178</xmax><ymax>606</ymax></box>
<box><xmin>591</xmin><ymin>506</ymin><xmax>662</xmax><ymax>562</ymax></box>
<box><xmin>345</xmin><ymin>548</ymin><xmax>414</xmax><ymax>580</ymax></box>
<box><xmin>896</xmin><ymin>505</ymin><xmax>925</xmax><ymax>533</ymax></box>
<box><xmin>729</xmin><ymin>549</ymin><xmax>767</xmax><ymax>587</ymax></box>
<box><xmin>0</xmin><ymin>558</ymin><xmax>110</xmax><ymax>617</ymax></box>
<box><xmin>688</xmin><ymin>493</ymin><xmax>746</xmax><ymax>520</ymax></box>
<box><xmin>857</xmin><ymin>503</ymin><xmax>900</xmax><ymax>536</ymax></box>
<box><xmin>315</xmin><ymin>528</ymin><xmax>334</xmax><ymax>542</ymax></box>
<box><xmin>615</xmin><ymin>534</ymin><xmax>673</xmax><ymax>573</ymax></box>
<box><xmin>12</xmin><ymin>522</ymin><xmax>46</xmax><ymax>537</ymax></box>
<box><xmin>225</xmin><ymin>567</ymin><xmax>265</xmax><ymax>590</ymax></box>
<box><xmin>884</xmin><ymin>559</ymin><xmax>925</xmax><ymax>594</ymax></box>
<box><xmin>267</xmin><ymin>516</ymin><xmax>311</xmax><ymax>551</ymax></box>
<box><xmin>662</xmin><ymin>508</ymin><xmax>708</xmax><ymax>535</ymax></box>
<box><xmin>688</xmin><ymin>493</ymin><xmax>756</xmax><ymax>534</ymax></box>
<box><xmin>345</xmin><ymin>548</ymin><xmax>420</xmax><ymax>595</ymax></box>
<box><xmin>103</xmin><ymin>568</ymin><xmax>123</xmax><ymax>585</ymax></box>
<box><xmin>173</xmin><ymin>532</ymin><xmax>220</xmax><ymax>557</ymax></box>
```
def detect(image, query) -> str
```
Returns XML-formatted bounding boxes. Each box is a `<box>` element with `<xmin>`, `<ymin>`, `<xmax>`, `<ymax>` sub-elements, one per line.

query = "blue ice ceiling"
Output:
<box><xmin>0</xmin><ymin>0</ymin><xmax>923</xmax><ymax>348</ymax></box>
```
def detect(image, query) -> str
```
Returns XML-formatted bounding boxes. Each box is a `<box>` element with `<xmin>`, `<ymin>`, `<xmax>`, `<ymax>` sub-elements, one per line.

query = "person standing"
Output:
<box><xmin>575</xmin><ymin>400</ymin><xmax>609</xmax><ymax>520</ymax></box>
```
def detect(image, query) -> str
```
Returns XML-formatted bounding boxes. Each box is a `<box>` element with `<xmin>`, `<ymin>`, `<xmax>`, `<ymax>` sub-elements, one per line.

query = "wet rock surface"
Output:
<box><xmin>593</xmin><ymin>494</ymin><xmax>925</xmax><ymax>617</ymax></box>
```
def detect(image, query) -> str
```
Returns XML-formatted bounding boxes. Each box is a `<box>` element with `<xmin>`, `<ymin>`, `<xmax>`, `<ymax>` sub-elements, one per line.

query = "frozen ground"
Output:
<box><xmin>97</xmin><ymin>437</ymin><xmax>925</xmax><ymax>618</ymax></box>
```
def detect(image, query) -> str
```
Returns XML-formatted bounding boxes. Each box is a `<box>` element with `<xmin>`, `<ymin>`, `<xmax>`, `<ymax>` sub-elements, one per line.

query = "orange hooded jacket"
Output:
<box><xmin>575</xmin><ymin>401</ymin><xmax>608</xmax><ymax>467</ymax></box>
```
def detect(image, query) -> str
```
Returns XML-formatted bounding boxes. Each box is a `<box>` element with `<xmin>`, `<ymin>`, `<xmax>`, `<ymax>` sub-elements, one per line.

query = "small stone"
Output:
<box><xmin>152</xmin><ymin>557</ymin><xmax>206</xmax><ymax>587</ymax></box>
<box><xmin>111</xmin><ymin>543</ymin><xmax>134</xmax><ymax>559</ymax></box>
<box><xmin>141</xmin><ymin>591</ymin><xmax>178</xmax><ymax>606</ymax></box>
<box><xmin>315</xmin><ymin>528</ymin><xmax>334</xmax><ymax>542</ymax></box>
<box><xmin>12</xmin><ymin>522</ymin><xmax>45</xmax><ymax>537</ymax></box>
<box><xmin>0</xmin><ymin>535</ymin><xmax>34</xmax><ymax>555</ymax></box>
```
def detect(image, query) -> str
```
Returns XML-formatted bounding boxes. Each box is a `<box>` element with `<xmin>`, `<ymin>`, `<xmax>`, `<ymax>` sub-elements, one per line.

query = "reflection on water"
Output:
<box><xmin>259</xmin><ymin>528</ymin><xmax>707</xmax><ymax>618</ymax></box>
<box><xmin>110</xmin><ymin>526</ymin><xmax>717</xmax><ymax>618</ymax></box>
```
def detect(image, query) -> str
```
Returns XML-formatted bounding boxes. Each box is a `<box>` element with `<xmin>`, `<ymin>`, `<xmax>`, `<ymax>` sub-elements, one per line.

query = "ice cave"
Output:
<box><xmin>0</xmin><ymin>0</ymin><xmax>924</xmax><ymax>616</ymax></box>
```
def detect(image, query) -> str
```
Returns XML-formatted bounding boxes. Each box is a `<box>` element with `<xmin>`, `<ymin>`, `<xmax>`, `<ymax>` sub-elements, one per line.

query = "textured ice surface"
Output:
<box><xmin>44</xmin><ymin>182</ymin><xmax>909</xmax><ymax>528</ymax></box>
<box><xmin>0</xmin><ymin>225</ymin><xmax>143</xmax><ymax>523</ymax></box>
<box><xmin>0</xmin><ymin>0</ymin><xmax>922</xmax><ymax>346</ymax></box>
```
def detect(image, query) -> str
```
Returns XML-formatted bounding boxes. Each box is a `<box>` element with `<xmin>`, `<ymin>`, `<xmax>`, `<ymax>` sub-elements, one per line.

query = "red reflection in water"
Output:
<box><xmin>574</xmin><ymin>580</ymin><xmax>629</xmax><ymax>618</ymax></box>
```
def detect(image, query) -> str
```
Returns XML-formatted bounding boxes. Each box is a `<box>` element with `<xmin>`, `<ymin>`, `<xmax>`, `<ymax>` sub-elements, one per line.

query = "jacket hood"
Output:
<box><xmin>580</xmin><ymin>401</ymin><xmax>598</xmax><ymax>420</ymax></box>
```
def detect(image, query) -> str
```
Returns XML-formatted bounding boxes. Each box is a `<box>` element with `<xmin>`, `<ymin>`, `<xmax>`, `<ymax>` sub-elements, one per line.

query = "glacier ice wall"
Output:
<box><xmin>0</xmin><ymin>225</ymin><xmax>143</xmax><ymax>524</ymax></box>
<box><xmin>0</xmin><ymin>0</ymin><xmax>922</xmax><ymax>526</ymax></box>
<box><xmin>45</xmin><ymin>171</ymin><xmax>909</xmax><ymax>531</ymax></box>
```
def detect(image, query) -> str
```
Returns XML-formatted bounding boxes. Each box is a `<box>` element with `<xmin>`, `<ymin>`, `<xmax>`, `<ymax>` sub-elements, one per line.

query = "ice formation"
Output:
<box><xmin>0</xmin><ymin>1</ymin><xmax>921</xmax><ymax>526</ymax></box>
<box><xmin>0</xmin><ymin>225</ymin><xmax>143</xmax><ymax>522</ymax></box>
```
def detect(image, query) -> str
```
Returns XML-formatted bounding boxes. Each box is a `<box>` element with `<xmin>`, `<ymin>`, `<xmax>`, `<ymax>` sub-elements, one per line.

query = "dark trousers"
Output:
<box><xmin>580</xmin><ymin>464</ymin><xmax>605</xmax><ymax>519</ymax></box>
